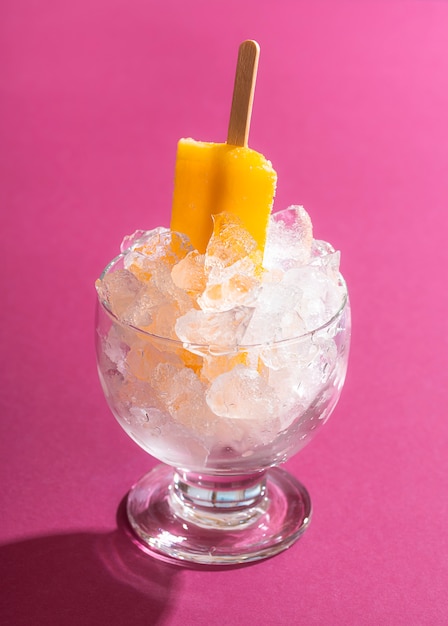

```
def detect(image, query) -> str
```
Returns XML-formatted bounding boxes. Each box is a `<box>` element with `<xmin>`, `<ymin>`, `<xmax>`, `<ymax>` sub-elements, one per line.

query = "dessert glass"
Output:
<box><xmin>96</xmin><ymin>247</ymin><xmax>351</xmax><ymax>565</ymax></box>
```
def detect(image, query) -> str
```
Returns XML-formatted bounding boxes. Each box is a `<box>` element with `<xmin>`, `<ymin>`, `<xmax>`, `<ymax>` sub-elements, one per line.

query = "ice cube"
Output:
<box><xmin>265</xmin><ymin>335</ymin><xmax>338</xmax><ymax>429</ymax></box>
<box><xmin>310</xmin><ymin>240</ymin><xmax>341</xmax><ymax>281</ymax></box>
<box><xmin>171</xmin><ymin>250</ymin><xmax>206</xmax><ymax>297</ymax></box>
<box><xmin>102</xmin><ymin>325</ymin><xmax>129</xmax><ymax>375</ymax></box>
<box><xmin>263</xmin><ymin>205</ymin><xmax>313</xmax><ymax>271</ymax></box>
<box><xmin>118</xmin><ymin>231</ymin><xmax>197</xmax><ymax>337</ymax></box>
<box><xmin>242</xmin><ymin>278</ymin><xmax>307</xmax><ymax>344</ymax></box>
<box><xmin>283</xmin><ymin>266</ymin><xmax>344</xmax><ymax>331</ymax></box>
<box><xmin>175</xmin><ymin>306</ymin><xmax>254</xmax><ymax>349</ymax></box>
<box><xmin>148</xmin><ymin>262</ymin><xmax>194</xmax><ymax>320</ymax></box>
<box><xmin>120</xmin><ymin>229</ymin><xmax>156</xmax><ymax>253</ymax></box>
<box><xmin>198</xmin><ymin>256</ymin><xmax>261</xmax><ymax>312</ymax></box>
<box><xmin>126</xmin><ymin>337</ymin><xmax>182</xmax><ymax>381</ymax></box>
<box><xmin>151</xmin><ymin>362</ymin><xmax>217</xmax><ymax>434</ymax></box>
<box><xmin>205</xmin><ymin>213</ymin><xmax>261</xmax><ymax>271</ymax></box>
<box><xmin>99</xmin><ymin>269</ymin><xmax>144</xmax><ymax>319</ymax></box>
<box><xmin>266</xmin><ymin>336</ymin><xmax>337</xmax><ymax>391</ymax></box>
<box><xmin>206</xmin><ymin>364</ymin><xmax>279</xmax><ymax>421</ymax></box>
<box><xmin>124</xmin><ymin>228</ymin><xmax>193</xmax><ymax>283</ymax></box>
<box><xmin>200</xmin><ymin>352</ymin><xmax>245</xmax><ymax>383</ymax></box>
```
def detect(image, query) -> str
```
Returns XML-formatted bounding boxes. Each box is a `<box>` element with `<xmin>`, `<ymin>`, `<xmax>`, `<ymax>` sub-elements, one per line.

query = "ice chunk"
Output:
<box><xmin>113</xmin><ymin>230</ymin><xmax>197</xmax><ymax>337</ymax></box>
<box><xmin>206</xmin><ymin>364</ymin><xmax>279</xmax><ymax>421</ymax></box>
<box><xmin>98</xmin><ymin>269</ymin><xmax>146</xmax><ymax>322</ymax></box>
<box><xmin>99</xmin><ymin>266</ymin><xmax>185</xmax><ymax>332</ymax></box>
<box><xmin>124</xmin><ymin>228</ymin><xmax>193</xmax><ymax>283</ymax></box>
<box><xmin>264</xmin><ymin>335</ymin><xmax>338</xmax><ymax>429</ymax></box>
<box><xmin>200</xmin><ymin>352</ymin><xmax>245</xmax><ymax>383</ymax></box>
<box><xmin>263</xmin><ymin>205</ymin><xmax>313</xmax><ymax>271</ymax></box>
<box><xmin>126</xmin><ymin>338</ymin><xmax>182</xmax><ymax>381</ymax></box>
<box><xmin>267</xmin><ymin>337</ymin><xmax>337</xmax><ymax>395</ymax></box>
<box><xmin>171</xmin><ymin>250</ymin><xmax>206</xmax><ymax>297</ymax></box>
<box><xmin>175</xmin><ymin>306</ymin><xmax>254</xmax><ymax>349</ymax></box>
<box><xmin>198</xmin><ymin>256</ymin><xmax>261</xmax><ymax>312</ymax></box>
<box><xmin>120</xmin><ymin>229</ymin><xmax>155</xmax><ymax>253</ymax></box>
<box><xmin>102</xmin><ymin>325</ymin><xmax>129</xmax><ymax>375</ymax></box>
<box><xmin>310</xmin><ymin>240</ymin><xmax>341</xmax><ymax>281</ymax></box>
<box><xmin>259</xmin><ymin>335</ymin><xmax>316</xmax><ymax>371</ymax></box>
<box><xmin>148</xmin><ymin>262</ymin><xmax>193</xmax><ymax>314</ymax></box>
<box><xmin>311</xmin><ymin>239</ymin><xmax>335</xmax><ymax>259</ymax></box>
<box><xmin>205</xmin><ymin>213</ymin><xmax>261</xmax><ymax>271</ymax></box>
<box><xmin>242</xmin><ymin>278</ymin><xmax>307</xmax><ymax>344</ymax></box>
<box><xmin>151</xmin><ymin>362</ymin><xmax>217</xmax><ymax>434</ymax></box>
<box><xmin>283</xmin><ymin>266</ymin><xmax>344</xmax><ymax>331</ymax></box>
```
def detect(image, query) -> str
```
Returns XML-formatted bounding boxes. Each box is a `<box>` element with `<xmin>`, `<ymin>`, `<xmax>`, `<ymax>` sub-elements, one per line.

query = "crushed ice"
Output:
<box><xmin>97</xmin><ymin>206</ymin><xmax>348</xmax><ymax>449</ymax></box>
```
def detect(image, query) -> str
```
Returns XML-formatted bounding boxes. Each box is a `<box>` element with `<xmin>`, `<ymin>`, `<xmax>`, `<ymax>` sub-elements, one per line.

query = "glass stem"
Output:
<box><xmin>169</xmin><ymin>469</ymin><xmax>269</xmax><ymax>530</ymax></box>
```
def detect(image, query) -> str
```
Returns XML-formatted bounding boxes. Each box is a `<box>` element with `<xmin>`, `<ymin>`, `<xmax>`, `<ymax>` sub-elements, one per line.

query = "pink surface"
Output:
<box><xmin>1</xmin><ymin>0</ymin><xmax>447</xmax><ymax>623</ymax></box>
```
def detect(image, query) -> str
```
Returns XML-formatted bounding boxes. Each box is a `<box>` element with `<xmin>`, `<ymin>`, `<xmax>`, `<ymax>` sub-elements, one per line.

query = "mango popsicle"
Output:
<box><xmin>170</xmin><ymin>40</ymin><xmax>277</xmax><ymax>254</ymax></box>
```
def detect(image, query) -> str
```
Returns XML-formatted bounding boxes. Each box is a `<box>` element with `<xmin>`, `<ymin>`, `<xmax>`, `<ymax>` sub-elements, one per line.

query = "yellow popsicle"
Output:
<box><xmin>170</xmin><ymin>139</ymin><xmax>277</xmax><ymax>253</ymax></box>
<box><xmin>170</xmin><ymin>40</ymin><xmax>277</xmax><ymax>254</ymax></box>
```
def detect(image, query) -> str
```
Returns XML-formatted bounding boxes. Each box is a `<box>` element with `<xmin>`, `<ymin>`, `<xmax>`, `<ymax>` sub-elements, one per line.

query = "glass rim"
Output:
<box><xmin>97</xmin><ymin>248</ymin><xmax>349</xmax><ymax>352</ymax></box>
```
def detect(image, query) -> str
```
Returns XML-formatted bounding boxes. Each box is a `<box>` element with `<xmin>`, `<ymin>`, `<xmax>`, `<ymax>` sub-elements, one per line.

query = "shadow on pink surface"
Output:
<box><xmin>0</xmin><ymin>519</ymin><xmax>181</xmax><ymax>625</ymax></box>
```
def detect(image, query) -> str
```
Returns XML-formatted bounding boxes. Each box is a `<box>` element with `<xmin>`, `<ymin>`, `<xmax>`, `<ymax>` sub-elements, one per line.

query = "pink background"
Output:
<box><xmin>1</xmin><ymin>0</ymin><xmax>448</xmax><ymax>624</ymax></box>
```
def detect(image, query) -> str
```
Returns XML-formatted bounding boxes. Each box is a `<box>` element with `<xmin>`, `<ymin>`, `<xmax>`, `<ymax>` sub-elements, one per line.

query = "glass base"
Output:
<box><xmin>126</xmin><ymin>464</ymin><xmax>312</xmax><ymax>566</ymax></box>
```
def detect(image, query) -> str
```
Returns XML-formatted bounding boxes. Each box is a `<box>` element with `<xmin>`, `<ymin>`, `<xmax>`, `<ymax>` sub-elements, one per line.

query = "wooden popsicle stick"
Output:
<box><xmin>227</xmin><ymin>40</ymin><xmax>260</xmax><ymax>148</ymax></box>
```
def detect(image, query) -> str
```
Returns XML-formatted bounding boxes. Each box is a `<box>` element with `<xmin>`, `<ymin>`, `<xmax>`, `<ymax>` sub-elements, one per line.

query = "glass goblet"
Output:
<box><xmin>96</xmin><ymin>251</ymin><xmax>350</xmax><ymax>566</ymax></box>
